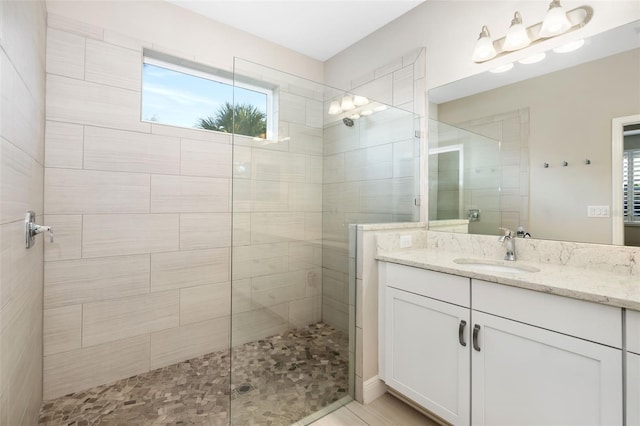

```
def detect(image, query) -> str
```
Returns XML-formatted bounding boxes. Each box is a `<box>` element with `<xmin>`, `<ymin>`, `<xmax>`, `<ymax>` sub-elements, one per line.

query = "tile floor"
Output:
<box><xmin>39</xmin><ymin>323</ymin><xmax>348</xmax><ymax>425</ymax></box>
<box><xmin>307</xmin><ymin>393</ymin><xmax>439</xmax><ymax>426</ymax></box>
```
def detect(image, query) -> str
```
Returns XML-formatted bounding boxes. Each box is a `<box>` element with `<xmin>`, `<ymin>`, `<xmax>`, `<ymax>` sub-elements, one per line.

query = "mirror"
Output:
<box><xmin>428</xmin><ymin>20</ymin><xmax>640</xmax><ymax>245</ymax></box>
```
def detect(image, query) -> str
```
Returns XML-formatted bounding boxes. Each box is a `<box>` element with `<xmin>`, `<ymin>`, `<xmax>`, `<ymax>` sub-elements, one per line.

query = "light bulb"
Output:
<box><xmin>472</xmin><ymin>25</ymin><xmax>497</xmax><ymax>62</ymax></box>
<box><xmin>539</xmin><ymin>0</ymin><xmax>571</xmax><ymax>38</ymax></box>
<box><xmin>328</xmin><ymin>101</ymin><xmax>342</xmax><ymax>115</ymax></box>
<box><xmin>503</xmin><ymin>12</ymin><xmax>530</xmax><ymax>51</ymax></box>
<box><xmin>353</xmin><ymin>95</ymin><xmax>369</xmax><ymax>106</ymax></box>
<box><xmin>340</xmin><ymin>96</ymin><xmax>355</xmax><ymax>111</ymax></box>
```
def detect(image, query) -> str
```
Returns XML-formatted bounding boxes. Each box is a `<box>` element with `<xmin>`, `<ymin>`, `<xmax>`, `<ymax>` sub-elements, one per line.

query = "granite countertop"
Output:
<box><xmin>377</xmin><ymin>248</ymin><xmax>640</xmax><ymax>311</ymax></box>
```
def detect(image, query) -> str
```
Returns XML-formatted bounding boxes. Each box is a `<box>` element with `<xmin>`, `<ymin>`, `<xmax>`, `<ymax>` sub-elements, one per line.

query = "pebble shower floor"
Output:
<box><xmin>38</xmin><ymin>323</ymin><xmax>349</xmax><ymax>425</ymax></box>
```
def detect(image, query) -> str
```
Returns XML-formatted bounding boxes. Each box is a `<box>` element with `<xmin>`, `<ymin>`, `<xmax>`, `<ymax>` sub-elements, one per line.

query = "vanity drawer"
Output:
<box><xmin>628</xmin><ymin>309</ymin><xmax>640</xmax><ymax>354</ymax></box>
<box><xmin>473</xmin><ymin>279</ymin><xmax>622</xmax><ymax>348</ymax></box>
<box><xmin>384</xmin><ymin>262</ymin><xmax>470</xmax><ymax>307</ymax></box>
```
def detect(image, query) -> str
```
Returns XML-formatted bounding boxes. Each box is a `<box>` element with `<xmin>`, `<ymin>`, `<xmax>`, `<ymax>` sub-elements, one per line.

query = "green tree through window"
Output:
<box><xmin>196</xmin><ymin>102</ymin><xmax>267</xmax><ymax>139</ymax></box>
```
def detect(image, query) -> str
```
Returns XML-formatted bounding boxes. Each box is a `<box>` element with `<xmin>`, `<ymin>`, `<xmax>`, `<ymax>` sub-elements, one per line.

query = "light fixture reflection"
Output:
<box><xmin>553</xmin><ymin>39</ymin><xmax>585</xmax><ymax>53</ymax></box>
<box><xmin>518</xmin><ymin>52</ymin><xmax>546</xmax><ymax>64</ymax></box>
<box><xmin>360</xmin><ymin>110</ymin><xmax>373</xmax><ymax>116</ymax></box>
<box><xmin>472</xmin><ymin>25</ymin><xmax>497</xmax><ymax>62</ymax></box>
<box><xmin>340</xmin><ymin>96</ymin><xmax>355</xmax><ymax>111</ymax></box>
<box><xmin>353</xmin><ymin>95</ymin><xmax>369</xmax><ymax>106</ymax></box>
<box><xmin>373</xmin><ymin>105</ymin><xmax>388</xmax><ymax>112</ymax></box>
<box><xmin>489</xmin><ymin>63</ymin><xmax>514</xmax><ymax>73</ymax></box>
<box><xmin>539</xmin><ymin>0</ymin><xmax>572</xmax><ymax>38</ymax></box>
<box><xmin>503</xmin><ymin>12</ymin><xmax>530</xmax><ymax>51</ymax></box>
<box><xmin>328</xmin><ymin>101</ymin><xmax>342</xmax><ymax>115</ymax></box>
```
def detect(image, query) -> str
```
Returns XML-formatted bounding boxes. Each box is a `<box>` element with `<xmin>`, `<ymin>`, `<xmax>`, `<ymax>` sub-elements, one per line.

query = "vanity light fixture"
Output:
<box><xmin>472</xmin><ymin>26</ymin><xmax>498</xmax><ymax>62</ymax></box>
<box><xmin>539</xmin><ymin>0</ymin><xmax>572</xmax><ymax>38</ymax></box>
<box><xmin>503</xmin><ymin>12</ymin><xmax>530</xmax><ymax>51</ymax></box>
<box><xmin>472</xmin><ymin>2</ymin><xmax>592</xmax><ymax>63</ymax></box>
<box><xmin>353</xmin><ymin>95</ymin><xmax>369</xmax><ymax>106</ymax></box>
<box><xmin>340</xmin><ymin>96</ymin><xmax>355</xmax><ymax>111</ymax></box>
<box><xmin>518</xmin><ymin>52</ymin><xmax>546</xmax><ymax>64</ymax></box>
<box><xmin>328</xmin><ymin>101</ymin><xmax>342</xmax><ymax>115</ymax></box>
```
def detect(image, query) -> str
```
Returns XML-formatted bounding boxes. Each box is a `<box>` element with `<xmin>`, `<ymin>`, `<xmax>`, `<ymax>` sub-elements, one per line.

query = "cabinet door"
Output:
<box><xmin>385</xmin><ymin>287</ymin><xmax>470</xmax><ymax>425</ymax></box>
<box><xmin>629</xmin><ymin>352</ymin><xmax>640</xmax><ymax>426</ymax></box>
<box><xmin>471</xmin><ymin>311</ymin><xmax>622</xmax><ymax>426</ymax></box>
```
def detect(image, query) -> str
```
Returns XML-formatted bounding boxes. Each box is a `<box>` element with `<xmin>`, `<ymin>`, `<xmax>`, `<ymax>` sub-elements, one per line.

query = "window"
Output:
<box><xmin>623</xmin><ymin>149</ymin><xmax>640</xmax><ymax>223</ymax></box>
<box><xmin>141</xmin><ymin>52</ymin><xmax>274</xmax><ymax>139</ymax></box>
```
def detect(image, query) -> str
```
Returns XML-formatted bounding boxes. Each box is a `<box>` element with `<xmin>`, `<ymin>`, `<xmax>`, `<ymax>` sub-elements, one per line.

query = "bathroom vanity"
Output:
<box><xmin>376</xmin><ymin>246</ymin><xmax>640</xmax><ymax>425</ymax></box>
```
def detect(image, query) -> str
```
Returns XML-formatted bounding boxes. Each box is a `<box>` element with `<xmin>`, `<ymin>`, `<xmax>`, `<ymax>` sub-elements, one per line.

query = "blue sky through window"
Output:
<box><xmin>142</xmin><ymin>63</ymin><xmax>268</xmax><ymax>130</ymax></box>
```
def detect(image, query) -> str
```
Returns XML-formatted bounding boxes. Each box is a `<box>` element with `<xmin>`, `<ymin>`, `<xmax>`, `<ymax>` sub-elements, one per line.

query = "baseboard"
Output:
<box><xmin>363</xmin><ymin>376</ymin><xmax>388</xmax><ymax>404</ymax></box>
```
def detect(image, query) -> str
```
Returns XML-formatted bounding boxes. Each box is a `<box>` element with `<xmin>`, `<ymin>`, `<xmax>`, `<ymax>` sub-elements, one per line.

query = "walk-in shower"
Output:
<box><xmin>37</xmin><ymin>50</ymin><xmax>420</xmax><ymax>424</ymax></box>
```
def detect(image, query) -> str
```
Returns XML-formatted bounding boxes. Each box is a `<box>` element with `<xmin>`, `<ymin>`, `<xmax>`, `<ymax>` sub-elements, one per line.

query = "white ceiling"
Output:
<box><xmin>166</xmin><ymin>0</ymin><xmax>425</xmax><ymax>61</ymax></box>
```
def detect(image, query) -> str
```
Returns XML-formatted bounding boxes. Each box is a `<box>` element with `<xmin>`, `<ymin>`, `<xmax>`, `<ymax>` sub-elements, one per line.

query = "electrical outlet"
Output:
<box><xmin>587</xmin><ymin>205</ymin><xmax>610</xmax><ymax>217</ymax></box>
<box><xmin>400</xmin><ymin>235</ymin><xmax>412</xmax><ymax>248</ymax></box>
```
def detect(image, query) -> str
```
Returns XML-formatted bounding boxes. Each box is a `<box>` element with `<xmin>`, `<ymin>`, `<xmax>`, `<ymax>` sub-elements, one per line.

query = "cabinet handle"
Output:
<box><xmin>472</xmin><ymin>324</ymin><xmax>481</xmax><ymax>351</ymax></box>
<box><xmin>458</xmin><ymin>320</ymin><xmax>467</xmax><ymax>346</ymax></box>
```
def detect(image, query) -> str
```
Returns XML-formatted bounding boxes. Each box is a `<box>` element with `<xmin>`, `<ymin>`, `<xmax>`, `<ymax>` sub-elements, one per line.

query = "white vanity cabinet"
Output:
<box><xmin>627</xmin><ymin>309</ymin><xmax>640</xmax><ymax>426</ymax></box>
<box><xmin>379</xmin><ymin>262</ymin><xmax>624</xmax><ymax>426</ymax></box>
<box><xmin>380</xmin><ymin>262</ymin><xmax>471</xmax><ymax>426</ymax></box>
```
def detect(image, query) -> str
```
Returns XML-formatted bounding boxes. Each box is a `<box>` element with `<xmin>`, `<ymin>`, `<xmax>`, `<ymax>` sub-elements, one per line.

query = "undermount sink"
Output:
<box><xmin>453</xmin><ymin>258</ymin><xmax>540</xmax><ymax>274</ymax></box>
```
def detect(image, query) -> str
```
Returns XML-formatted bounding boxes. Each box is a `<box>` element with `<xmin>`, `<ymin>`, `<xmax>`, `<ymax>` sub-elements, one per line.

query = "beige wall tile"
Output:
<box><xmin>232</xmin><ymin>242</ymin><xmax>289</xmax><ymax>280</ymax></box>
<box><xmin>43</xmin><ymin>335</ymin><xmax>149</xmax><ymax>400</ymax></box>
<box><xmin>181</xmin><ymin>138</ymin><xmax>232</xmax><ymax>178</ymax></box>
<box><xmin>305</xmin><ymin>212</ymin><xmax>322</xmax><ymax>241</ymax></box>
<box><xmin>233</xmin><ymin>179</ymin><xmax>289</xmax><ymax>213</ymax></box>
<box><xmin>46</xmin><ymin>28</ymin><xmax>84</xmax><ymax>79</ymax></box>
<box><xmin>306</xmin><ymin>155</ymin><xmax>323</xmax><ymax>183</ymax></box>
<box><xmin>1</xmin><ymin>51</ymin><xmax>45</xmax><ymax>163</ymax></box>
<box><xmin>250</xmin><ymin>212</ymin><xmax>305</xmax><ymax>244</ymax></box>
<box><xmin>44</xmin><ymin>215</ymin><xmax>82</xmax><ymax>261</ymax></box>
<box><xmin>84</xmin><ymin>126</ymin><xmax>180</xmax><ymax>174</ymax></box>
<box><xmin>44</xmin><ymin>168</ymin><xmax>150</xmax><ymax>214</ymax></box>
<box><xmin>46</xmin><ymin>74</ymin><xmax>150</xmax><ymax>132</ymax></box>
<box><xmin>322</xmin><ymin>296</ymin><xmax>349</xmax><ymax>333</ymax></box>
<box><xmin>83</xmin><ymin>290</ymin><xmax>179</xmax><ymax>347</ymax></box>
<box><xmin>150</xmin><ymin>317</ymin><xmax>229</xmax><ymax>370</ymax></box>
<box><xmin>232</xmin><ymin>212</ymin><xmax>251</xmax><ymax>246</ymax></box>
<box><xmin>82</xmin><ymin>214</ymin><xmax>179</xmax><ymax>258</ymax></box>
<box><xmin>252</xmin><ymin>150</ymin><xmax>306</xmax><ymax>182</ymax></box>
<box><xmin>289</xmin><ymin>183</ymin><xmax>322</xmax><ymax>212</ymax></box>
<box><xmin>345</xmin><ymin>145</ymin><xmax>393</xmax><ymax>182</ymax></box>
<box><xmin>289</xmin><ymin>241</ymin><xmax>322</xmax><ymax>270</ymax></box>
<box><xmin>43</xmin><ymin>305</ymin><xmax>82</xmax><ymax>356</ymax></box>
<box><xmin>289</xmin><ymin>296</ymin><xmax>321</xmax><ymax>328</ymax></box>
<box><xmin>1</xmin><ymin>139</ymin><xmax>44</xmax><ymax>224</ymax></box>
<box><xmin>44</xmin><ymin>254</ymin><xmax>150</xmax><ymax>308</ymax></box>
<box><xmin>46</xmin><ymin>12</ymin><xmax>103</xmax><ymax>40</ymax></box>
<box><xmin>323</xmin><ymin>154</ymin><xmax>345</xmax><ymax>184</ymax></box>
<box><xmin>179</xmin><ymin>213</ymin><xmax>231</xmax><ymax>250</ymax></box>
<box><xmin>180</xmin><ymin>282</ymin><xmax>230</xmax><ymax>325</ymax></box>
<box><xmin>45</xmin><ymin>121</ymin><xmax>83</xmax><ymax>168</ymax></box>
<box><xmin>288</xmin><ymin>124</ymin><xmax>323</xmax><ymax>155</ymax></box>
<box><xmin>150</xmin><ymin>248</ymin><xmax>230</xmax><ymax>292</ymax></box>
<box><xmin>232</xmin><ymin>279</ymin><xmax>252</xmax><ymax>313</ymax></box>
<box><xmin>231</xmin><ymin>305</ymin><xmax>288</xmax><ymax>346</ymax></box>
<box><xmin>151</xmin><ymin>175</ymin><xmax>229</xmax><ymax>213</ymax></box>
<box><xmin>279</xmin><ymin>92</ymin><xmax>306</xmax><ymax>125</ymax></box>
<box><xmin>151</xmin><ymin>123</ymin><xmax>231</xmax><ymax>144</ymax></box>
<box><xmin>85</xmin><ymin>39</ymin><xmax>141</xmax><ymax>91</ymax></box>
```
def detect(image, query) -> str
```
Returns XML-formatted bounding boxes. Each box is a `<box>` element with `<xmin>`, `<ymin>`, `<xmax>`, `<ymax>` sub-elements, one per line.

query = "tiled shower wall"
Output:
<box><xmin>0</xmin><ymin>1</ymin><xmax>47</xmax><ymax>423</ymax></box>
<box><xmin>42</xmin><ymin>16</ymin><xmax>232</xmax><ymax>400</ymax></box>
<box><xmin>321</xmin><ymin>49</ymin><xmax>424</xmax><ymax>333</ymax></box>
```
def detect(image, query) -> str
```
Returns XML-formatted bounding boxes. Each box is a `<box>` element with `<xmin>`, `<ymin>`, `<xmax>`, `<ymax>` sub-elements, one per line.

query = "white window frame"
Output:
<box><xmin>623</xmin><ymin>148</ymin><xmax>640</xmax><ymax>225</ymax></box>
<box><xmin>142</xmin><ymin>55</ymin><xmax>275</xmax><ymax>140</ymax></box>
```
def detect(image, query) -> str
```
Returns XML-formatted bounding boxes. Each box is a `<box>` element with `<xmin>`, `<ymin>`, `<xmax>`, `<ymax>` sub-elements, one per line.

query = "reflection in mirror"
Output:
<box><xmin>428</xmin><ymin>20</ymin><xmax>640</xmax><ymax>245</ymax></box>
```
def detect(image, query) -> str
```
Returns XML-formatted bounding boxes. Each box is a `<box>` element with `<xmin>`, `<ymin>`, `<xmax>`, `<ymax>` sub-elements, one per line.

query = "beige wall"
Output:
<box><xmin>437</xmin><ymin>50</ymin><xmax>640</xmax><ymax>244</ymax></box>
<box><xmin>41</xmin><ymin>4</ymin><xmax>324</xmax><ymax>400</ymax></box>
<box><xmin>0</xmin><ymin>0</ymin><xmax>47</xmax><ymax>423</ymax></box>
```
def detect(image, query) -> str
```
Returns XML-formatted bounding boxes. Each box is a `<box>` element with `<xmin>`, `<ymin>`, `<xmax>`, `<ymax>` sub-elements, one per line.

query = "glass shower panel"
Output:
<box><xmin>231</xmin><ymin>59</ymin><xmax>349</xmax><ymax>425</ymax></box>
<box><xmin>230</xmin><ymin>58</ymin><xmax>420</xmax><ymax>425</ymax></box>
<box><xmin>428</xmin><ymin>119</ymin><xmax>501</xmax><ymax>235</ymax></box>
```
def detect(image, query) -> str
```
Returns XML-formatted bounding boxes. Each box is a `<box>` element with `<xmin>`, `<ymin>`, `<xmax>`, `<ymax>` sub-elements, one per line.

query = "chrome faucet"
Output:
<box><xmin>498</xmin><ymin>227</ymin><xmax>516</xmax><ymax>261</ymax></box>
